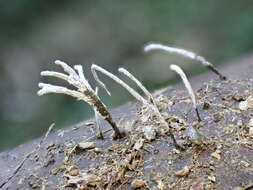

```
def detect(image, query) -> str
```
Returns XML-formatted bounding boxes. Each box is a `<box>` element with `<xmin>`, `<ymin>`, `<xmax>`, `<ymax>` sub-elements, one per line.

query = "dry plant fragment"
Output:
<box><xmin>131</xmin><ymin>179</ymin><xmax>146</xmax><ymax>189</ymax></box>
<box><xmin>38</xmin><ymin>60</ymin><xmax>124</xmax><ymax>139</ymax></box>
<box><xmin>77</xmin><ymin>141</ymin><xmax>96</xmax><ymax>150</ymax></box>
<box><xmin>91</xmin><ymin>64</ymin><xmax>184</xmax><ymax>150</ymax></box>
<box><xmin>239</xmin><ymin>95</ymin><xmax>253</xmax><ymax>110</ymax></box>
<box><xmin>65</xmin><ymin>172</ymin><xmax>101</xmax><ymax>188</ymax></box>
<box><xmin>170</xmin><ymin>64</ymin><xmax>201</xmax><ymax>122</ymax></box>
<box><xmin>144</xmin><ymin>43</ymin><xmax>226</xmax><ymax>80</ymax></box>
<box><xmin>175</xmin><ymin>165</ymin><xmax>190</xmax><ymax>177</ymax></box>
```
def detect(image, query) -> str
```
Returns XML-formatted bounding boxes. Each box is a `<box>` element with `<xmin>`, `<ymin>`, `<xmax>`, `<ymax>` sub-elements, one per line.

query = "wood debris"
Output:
<box><xmin>239</xmin><ymin>95</ymin><xmax>253</xmax><ymax>110</ymax></box>
<box><xmin>77</xmin><ymin>141</ymin><xmax>96</xmax><ymax>150</ymax></box>
<box><xmin>65</xmin><ymin>173</ymin><xmax>101</xmax><ymax>188</ymax></box>
<box><xmin>175</xmin><ymin>166</ymin><xmax>190</xmax><ymax>177</ymax></box>
<box><xmin>141</xmin><ymin>125</ymin><xmax>156</xmax><ymax>141</ymax></box>
<box><xmin>211</xmin><ymin>150</ymin><xmax>221</xmax><ymax>160</ymax></box>
<box><xmin>131</xmin><ymin>179</ymin><xmax>146</xmax><ymax>189</ymax></box>
<box><xmin>133</xmin><ymin>138</ymin><xmax>145</xmax><ymax>150</ymax></box>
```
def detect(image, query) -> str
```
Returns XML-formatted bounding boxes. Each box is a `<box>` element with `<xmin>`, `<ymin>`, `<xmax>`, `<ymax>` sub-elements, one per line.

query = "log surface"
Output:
<box><xmin>1</xmin><ymin>54</ymin><xmax>253</xmax><ymax>189</ymax></box>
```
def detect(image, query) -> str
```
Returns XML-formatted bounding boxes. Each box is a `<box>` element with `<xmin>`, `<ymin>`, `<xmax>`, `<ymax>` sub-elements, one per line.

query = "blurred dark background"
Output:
<box><xmin>1</xmin><ymin>0</ymin><xmax>253</xmax><ymax>151</ymax></box>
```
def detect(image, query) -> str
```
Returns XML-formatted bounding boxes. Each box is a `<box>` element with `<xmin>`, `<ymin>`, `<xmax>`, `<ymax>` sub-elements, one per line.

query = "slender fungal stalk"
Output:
<box><xmin>144</xmin><ymin>43</ymin><xmax>226</xmax><ymax>80</ymax></box>
<box><xmin>118</xmin><ymin>67</ymin><xmax>155</xmax><ymax>104</ymax></box>
<box><xmin>170</xmin><ymin>64</ymin><xmax>201</xmax><ymax>122</ymax></box>
<box><xmin>94</xmin><ymin>87</ymin><xmax>104</xmax><ymax>139</ymax></box>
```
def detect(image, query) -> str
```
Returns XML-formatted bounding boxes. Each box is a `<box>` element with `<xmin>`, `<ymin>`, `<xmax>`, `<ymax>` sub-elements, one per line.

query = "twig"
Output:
<box><xmin>144</xmin><ymin>43</ymin><xmax>226</xmax><ymax>80</ymax></box>
<box><xmin>0</xmin><ymin>123</ymin><xmax>55</xmax><ymax>189</ymax></box>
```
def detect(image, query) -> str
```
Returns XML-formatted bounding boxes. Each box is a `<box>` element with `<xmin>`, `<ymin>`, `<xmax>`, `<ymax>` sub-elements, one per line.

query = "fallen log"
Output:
<box><xmin>1</xmin><ymin>54</ymin><xmax>253</xmax><ymax>190</ymax></box>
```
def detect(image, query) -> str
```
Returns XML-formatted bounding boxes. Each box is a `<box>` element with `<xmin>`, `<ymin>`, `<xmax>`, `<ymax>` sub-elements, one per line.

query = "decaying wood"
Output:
<box><xmin>1</xmin><ymin>55</ymin><xmax>253</xmax><ymax>189</ymax></box>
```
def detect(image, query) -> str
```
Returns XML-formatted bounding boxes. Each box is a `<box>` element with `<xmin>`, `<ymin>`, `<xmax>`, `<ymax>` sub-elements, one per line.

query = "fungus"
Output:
<box><xmin>91</xmin><ymin>64</ymin><xmax>184</xmax><ymax>150</ymax></box>
<box><xmin>94</xmin><ymin>87</ymin><xmax>104</xmax><ymax>139</ymax></box>
<box><xmin>118</xmin><ymin>67</ymin><xmax>155</xmax><ymax>104</ymax></box>
<box><xmin>144</xmin><ymin>43</ymin><xmax>226</xmax><ymax>80</ymax></box>
<box><xmin>170</xmin><ymin>64</ymin><xmax>201</xmax><ymax>122</ymax></box>
<box><xmin>38</xmin><ymin>60</ymin><xmax>124</xmax><ymax>139</ymax></box>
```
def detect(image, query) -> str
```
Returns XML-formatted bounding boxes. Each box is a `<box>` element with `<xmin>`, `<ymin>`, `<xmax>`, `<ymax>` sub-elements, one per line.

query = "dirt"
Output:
<box><xmin>1</xmin><ymin>55</ymin><xmax>253</xmax><ymax>190</ymax></box>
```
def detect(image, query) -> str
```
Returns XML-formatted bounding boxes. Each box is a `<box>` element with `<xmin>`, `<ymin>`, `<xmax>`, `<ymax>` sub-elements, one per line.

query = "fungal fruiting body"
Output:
<box><xmin>91</xmin><ymin>64</ymin><xmax>184</xmax><ymax>149</ymax></box>
<box><xmin>170</xmin><ymin>64</ymin><xmax>201</xmax><ymax>122</ymax></box>
<box><xmin>38</xmin><ymin>60</ymin><xmax>124</xmax><ymax>139</ymax></box>
<box><xmin>94</xmin><ymin>87</ymin><xmax>104</xmax><ymax>139</ymax></box>
<box><xmin>144</xmin><ymin>43</ymin><xmax>226</xmax><ymax>80</ymax></box>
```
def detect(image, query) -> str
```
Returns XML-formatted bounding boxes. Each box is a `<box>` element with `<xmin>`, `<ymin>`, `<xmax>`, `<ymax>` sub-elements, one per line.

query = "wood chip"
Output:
<box><xmin>131</xmin><ymin>179</ymin><xmax>146</xmax><ymax>189</ymax></box>
<box><xmin>133</xmin><ymin>138</ymin><xmax>145</xmax><ymax>150</ymax></box>
<box><xmin>211</xmin><ymin>150</ymin><xmax>221</xmax><ymax>160</ymax></box>
<box><xmin>240</xmin><ymin>160</ymin><xmax>250</xmax><ymax>167</ymax></box>
<box><xmin>239</xmin><ymin>95</ymin><xmax>253</xmax><ymax>110</ymax></box>
<box><xmin>157</xmin><ymin>179</ymin><xmax>165</xmax><ymax>190</ymax></box>
<box><xmin>175</xmin><ymin>166</ymin><xmax>190</xmax><ymax>177</ymax></box>
<box><xmin>69</xmin><ymin>168</ymin><xmax>80</xmax><ymax>176</ymax></box>
<box><xmin>142</xmin><ymin>125</ymin><xmax>156</xmax><ymax>141</ymax></box>
<box><xmin>208</xmin><ymin>175</ymin><xmax>216</xmax><ymax>182</ymax></box>
<box><xmin>77</xmin><ymin>141</ymin><xmax>96</xmax><ymax>150</ymax></box>
<box><xmin>66</xmin><ymin>173</ymin><xmax>101</xmax><ymax>187</ymax></box>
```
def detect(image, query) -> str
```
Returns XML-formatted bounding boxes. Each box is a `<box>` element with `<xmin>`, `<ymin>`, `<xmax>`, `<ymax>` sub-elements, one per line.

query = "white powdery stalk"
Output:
<box><xmin>170</xmin><ymin>64</ymin><xmax>201</xmax><ymax>121</ymax></box>
<box><xmin>117</xmin><ymin>67</ymin><xmax>167</xmax><ymax>125</ymax></box>
<box><xmin>38</xmin><ymin>83</ymin><xmax>88</xmax><ymax>101</ymax></box>
<box><xmin>91</xmin><ymin>64</ymin><xmax>149</xmax><ymax>106</ymax></box>
<box><xmin>118</xmin><ymin>67</ymin><xmax>155</xmax><ymax>104</ymax></box>
<box><xmin>144</xmin><ymin>43</ymin><xmax>226</xmax><ymax>80</ymax></box>
<box><xmin>38</xmin><ymin>60</ymin><xmax>123</xmax><ymax>139</ymax></box>
<box><xmin>94</xmin><ymin>87</ymin><xmax>103</xmax><ymax>139</ymax></box>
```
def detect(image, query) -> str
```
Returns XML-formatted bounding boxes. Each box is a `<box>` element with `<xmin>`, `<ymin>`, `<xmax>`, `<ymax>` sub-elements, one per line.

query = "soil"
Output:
<box><xmin>1</xmin><ymin>54</ymin><xmax>253</xmax><ymax>190</ymax></box>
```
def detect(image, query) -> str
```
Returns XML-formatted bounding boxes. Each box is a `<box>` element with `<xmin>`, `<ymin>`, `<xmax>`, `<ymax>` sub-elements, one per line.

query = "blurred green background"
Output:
<box><xmin>1</xmin><ymin>0</ymin><xmax>253</xmax><ymax>151</ymax></box>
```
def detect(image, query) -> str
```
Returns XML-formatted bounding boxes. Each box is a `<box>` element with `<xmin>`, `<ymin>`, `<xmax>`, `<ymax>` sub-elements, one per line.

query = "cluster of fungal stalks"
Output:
<box><xmin>38</xmin><ymin>43</ymin><xmax>226</xmax><ymax>148</ymax></box>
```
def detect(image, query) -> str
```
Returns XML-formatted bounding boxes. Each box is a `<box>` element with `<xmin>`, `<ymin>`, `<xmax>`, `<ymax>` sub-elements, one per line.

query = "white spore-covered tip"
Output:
<box><xmin>170</xmin><ymin>64</ymin><xmax>196</xmax><ymax>109</ymax></box>
<box><xmin>144</xmin><ymin>43</ymin><xmax>227</xmax><ymax>80</ymax></box>
<box><xmin>144</xmin><ymin>43</ymin><xmax>196</xmax><ymax>60</ymax></box>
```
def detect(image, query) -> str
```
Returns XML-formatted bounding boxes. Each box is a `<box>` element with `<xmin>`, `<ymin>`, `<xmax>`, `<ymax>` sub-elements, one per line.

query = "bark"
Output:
<box><xmin>1</xmin><ymin>54</ymin><xmax>253</xmax><ymax>190</ymax></box>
